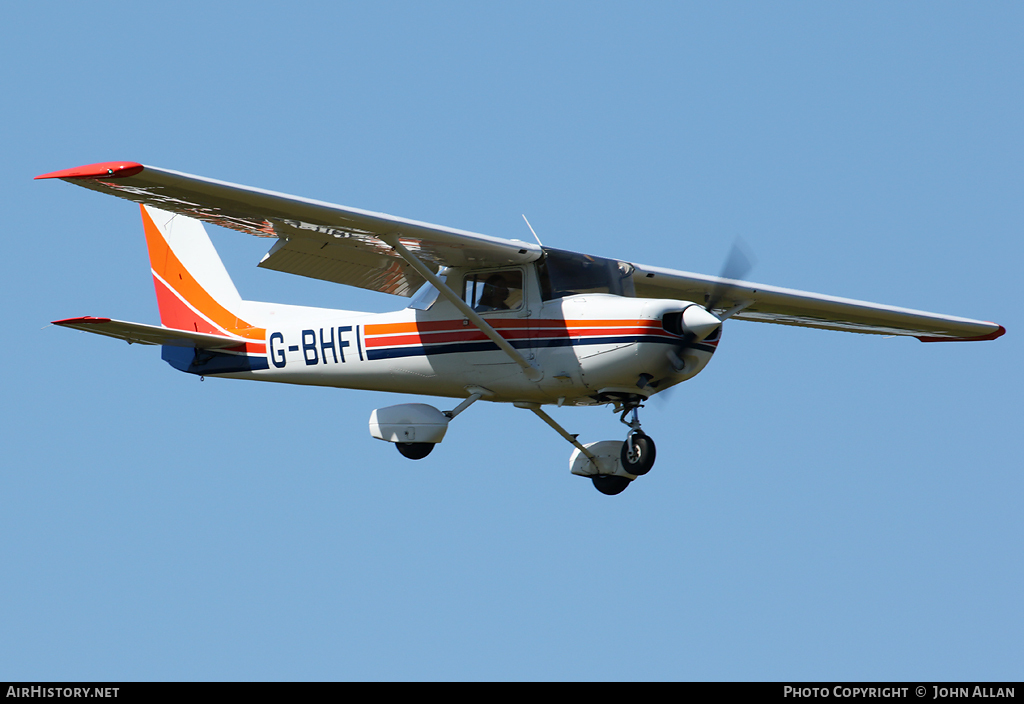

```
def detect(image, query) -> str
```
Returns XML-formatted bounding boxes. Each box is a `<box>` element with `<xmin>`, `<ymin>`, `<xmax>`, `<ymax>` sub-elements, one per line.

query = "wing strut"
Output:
<box><xmin>381</xmin><ymin>235</ymin><xmax>544</xmax><ymax>382</ymax></box>
<box><xmin>515</xmin><ymin>402</ymin><xmax>598</xmax><ymax>462</ymax></box>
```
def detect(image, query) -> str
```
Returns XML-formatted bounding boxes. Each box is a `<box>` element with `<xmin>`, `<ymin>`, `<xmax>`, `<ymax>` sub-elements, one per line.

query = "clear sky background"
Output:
<box><xmin>2</xmin><ymin>2</ymin><xmax>1021</xmax><ymax>681</ymax></box>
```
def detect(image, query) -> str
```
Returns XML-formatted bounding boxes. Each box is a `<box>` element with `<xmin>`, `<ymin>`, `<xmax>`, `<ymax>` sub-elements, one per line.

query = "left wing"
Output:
<box><xmin>36</xmin><ymin>161</ymin><xmax>541</xmax><ymax>297</ymax></box>
<box><xmin>632</xmin><ymin>263</ymin><xmax>1004</xmax><ymax>342</ymax></box>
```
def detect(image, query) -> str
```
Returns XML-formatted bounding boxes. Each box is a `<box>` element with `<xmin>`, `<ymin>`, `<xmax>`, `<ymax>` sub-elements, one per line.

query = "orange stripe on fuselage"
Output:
<box><xmin>361</xmin><ymin>319</ymin><xmax>675</xmax><ymax>348</ymax></box>
<box><xmin>141</xmin><ymin>205</ymin><xmax>264</xmax><ymax>341</ymax></box>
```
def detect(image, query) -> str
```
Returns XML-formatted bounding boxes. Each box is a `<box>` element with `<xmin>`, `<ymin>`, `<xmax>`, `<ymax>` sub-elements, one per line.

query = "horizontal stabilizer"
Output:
<box><xmin>52</xmin><ymin>317</ymin><xmax>256</xmax><ymax>351</ymax></box>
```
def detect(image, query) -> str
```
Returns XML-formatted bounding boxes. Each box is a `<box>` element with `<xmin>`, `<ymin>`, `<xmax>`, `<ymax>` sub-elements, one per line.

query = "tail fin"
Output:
<box><xmin>141</xmin><ymin>205</ymin><xmax>263</xmax><ymax>342</ymax></box>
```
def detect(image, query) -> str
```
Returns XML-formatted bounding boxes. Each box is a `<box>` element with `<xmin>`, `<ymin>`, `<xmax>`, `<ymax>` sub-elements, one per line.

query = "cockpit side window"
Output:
<box><xmin>463</xmin><ymin>269</ymin><xmax>524</xmax><ymax>313</ymax></box>
<box><xmin>537</xmin><ymin>247</ymin><xmax>636</xmax><ymax>301</ymax></box>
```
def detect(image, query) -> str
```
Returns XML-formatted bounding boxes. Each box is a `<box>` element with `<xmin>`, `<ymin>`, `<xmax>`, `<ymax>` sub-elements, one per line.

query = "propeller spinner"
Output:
<box><xmin>666</xmin><ymin>239</ymin><xmax>756</xmax><ymax>372</ymax></box>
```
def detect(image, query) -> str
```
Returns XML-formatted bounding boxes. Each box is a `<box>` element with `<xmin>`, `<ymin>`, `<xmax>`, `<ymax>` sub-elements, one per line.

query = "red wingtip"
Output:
<box><xmin>917</xmin><ymin>324</ymin><xmax>1006</xmax><ymax>343</ymax></box>
<box><xmin>35</xmin><ymin>162</ymin><xmax>143</xmax><ymax>180</ymax></box>
<box><xmin>52</xmin><ymin>316</ymin><xmax>113</xmax><ymax>326</ymax></box>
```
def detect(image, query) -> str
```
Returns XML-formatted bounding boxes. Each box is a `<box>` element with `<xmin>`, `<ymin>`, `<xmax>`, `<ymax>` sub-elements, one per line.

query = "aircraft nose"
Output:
<box><xmin>682</xmin><ymin>305</ymin><xmax>722</xmax><ymax>340</ymax></box>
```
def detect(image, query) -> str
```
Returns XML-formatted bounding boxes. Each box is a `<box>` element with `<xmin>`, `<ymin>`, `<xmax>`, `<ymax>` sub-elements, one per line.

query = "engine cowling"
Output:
<box><xmin>555</xmin><ymin>296</ymin><xmax>721</xmax><ymax>394</ymax></box>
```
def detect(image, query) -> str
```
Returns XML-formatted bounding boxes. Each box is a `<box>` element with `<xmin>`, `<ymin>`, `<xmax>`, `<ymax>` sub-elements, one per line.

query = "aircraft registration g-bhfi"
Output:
<box><xmin>37</xmin><ymin>161</ymin><xmax>1005</xmax><ymax>495</ymax></box>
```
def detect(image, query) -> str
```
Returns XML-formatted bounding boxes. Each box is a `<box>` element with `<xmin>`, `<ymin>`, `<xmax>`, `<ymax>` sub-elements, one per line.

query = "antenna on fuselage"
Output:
<box><xmin>521</xmin><ymin>214</ymin><xmax>543</xmax><ymax>248</ymax></box>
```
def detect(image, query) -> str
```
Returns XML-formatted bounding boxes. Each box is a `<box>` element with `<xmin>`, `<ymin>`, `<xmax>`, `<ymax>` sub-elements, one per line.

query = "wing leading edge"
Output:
<box><xmin>36</xmin><ymin>162</ymin><xmax>541</xmax><ymax>297</ymax></box>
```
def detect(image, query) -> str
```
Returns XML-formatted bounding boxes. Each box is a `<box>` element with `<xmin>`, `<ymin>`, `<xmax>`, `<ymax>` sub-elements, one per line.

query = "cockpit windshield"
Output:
<box><xmin>537</xmin><ymin>247</ymin><xmax>636</xmax><ymax>301</ymax></box>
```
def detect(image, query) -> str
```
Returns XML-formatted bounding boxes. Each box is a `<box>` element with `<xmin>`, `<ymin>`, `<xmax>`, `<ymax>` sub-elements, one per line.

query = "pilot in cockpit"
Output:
<box><xmin>474</xmin><ymin>274</ymin><xmax>511</xmax><ymax>312</ymax></box>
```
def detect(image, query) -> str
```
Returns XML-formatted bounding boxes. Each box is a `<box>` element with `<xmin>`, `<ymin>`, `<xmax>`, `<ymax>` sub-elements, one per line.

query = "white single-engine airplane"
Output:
<box><xmin>38</xmin><ymin>161</ymin><xmax>1005</xmax><ymax>495</ymax></box>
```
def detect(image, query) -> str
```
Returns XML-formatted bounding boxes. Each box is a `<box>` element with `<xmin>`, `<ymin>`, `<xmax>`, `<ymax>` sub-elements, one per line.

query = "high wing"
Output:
<box><xmin>38</xmin><ymin>161</ymin><xmax>1002</xmax><ymax>342</ymax></box>
<box><xmin>36</xmin><ymin>161</ymin><xmax>541</xmax><ymax>297</ymax></box>
<box><xmin>632</xmin><ymin>264</ymin><xmax>1004</xmax><ymax>342</ymax></box>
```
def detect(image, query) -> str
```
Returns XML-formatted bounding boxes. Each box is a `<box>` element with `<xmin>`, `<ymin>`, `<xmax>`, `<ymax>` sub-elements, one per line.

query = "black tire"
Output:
<box><xmin>620</xmin><ymin>432</ymin><xmax>656</xmax><ymax>476</ymax></box>
<box><xmin>396</xmin><ymin>442</ymin><xmax>434</xmax><ymax>460</ymax></box>
<box><xmin>591</xmin><ymin>475</ymin><xmax>631</xmax><ymax>495</ymax></box>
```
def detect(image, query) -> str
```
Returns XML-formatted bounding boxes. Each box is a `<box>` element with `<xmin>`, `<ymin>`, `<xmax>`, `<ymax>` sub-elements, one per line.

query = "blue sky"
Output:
<box><xmin>2</xmin><ymin>2</ymin><xmax>1021</xmax><ymax>681</ymax></box>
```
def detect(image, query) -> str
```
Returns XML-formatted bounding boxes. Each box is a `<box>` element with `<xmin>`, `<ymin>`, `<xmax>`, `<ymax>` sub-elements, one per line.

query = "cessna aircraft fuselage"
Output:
<box><xmin>164</xmin><ymin>279</ymin><xmax>716</xmax><ymax>406</ymax></box>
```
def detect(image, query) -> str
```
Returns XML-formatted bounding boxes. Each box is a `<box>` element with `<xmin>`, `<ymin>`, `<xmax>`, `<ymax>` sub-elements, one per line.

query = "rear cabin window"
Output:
<box><xmin>463</xmin><ymin>269</ymin><xmax>524</xmax><ymax>312</ymax></box>
<box><xmin>537</xmin><ymin>247</ymin><xmax>636</xmax><ymax>301</ymax></box>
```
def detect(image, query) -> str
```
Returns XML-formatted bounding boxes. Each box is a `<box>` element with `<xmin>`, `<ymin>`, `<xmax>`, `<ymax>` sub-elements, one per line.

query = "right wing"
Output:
<box><xmin>631</xmin><ymin>264</ymin><xmax>1004</xmax><ymax>342</ymax></box>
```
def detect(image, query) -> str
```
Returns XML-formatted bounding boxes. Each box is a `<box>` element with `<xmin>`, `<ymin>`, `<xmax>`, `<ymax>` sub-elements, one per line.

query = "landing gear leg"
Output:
<box><xmin>516</xmin><ymin>402</ymin><xmax>633</xmax><ymax>494</ymax></box>
<box><xmin>619</xmin><ymin>406</ymin><xmax>656</xmax><ymax>476</ymax></box>
<box><xmin>517</xmin><ymin>401</ymin><xmax>653</xmax><ymax>496</ymax></box>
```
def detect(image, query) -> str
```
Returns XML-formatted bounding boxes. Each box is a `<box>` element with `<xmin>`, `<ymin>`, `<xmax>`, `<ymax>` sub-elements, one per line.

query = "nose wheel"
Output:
<box><xmin>618</xmin><ymin>405</ymin><xmax>656</xmax><ymax>477</ymax></box>
<box><xmin>585</xmin><ymin>405</ymin><xmax>658</xmax><ymax>495</ymax></box>
<box><xmin>621</xmin><ymin>431</ymin><xmax>656</xmax><ymax>476</ymax></box>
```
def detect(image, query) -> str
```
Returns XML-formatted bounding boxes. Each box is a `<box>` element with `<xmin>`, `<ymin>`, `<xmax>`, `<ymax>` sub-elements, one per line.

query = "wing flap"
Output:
<box><xmin>633</xmin><ymin>265</ymin><xmax>1004</xmax><ymax>342</ymax></box>
<box><xmin>52</xmin><ymin>317</ymin><xmax>257</xmax><ymax>350</ymax></box>
<box><xmin>256</xmin><ymin>235</ymin><xmax>425</xmax><ymax>296</ymax></box>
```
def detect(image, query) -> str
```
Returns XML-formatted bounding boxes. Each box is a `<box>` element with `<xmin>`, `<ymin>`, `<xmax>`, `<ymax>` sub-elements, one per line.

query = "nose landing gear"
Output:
<box><xmin>584</xmin><ymin>401</ymin><xmax>657</xmax><ymax>494</ymax></box>
<box><xmin>619</xmin><ymin>406</ymin><xmax>656</xmax><ymax>477</ymax></box>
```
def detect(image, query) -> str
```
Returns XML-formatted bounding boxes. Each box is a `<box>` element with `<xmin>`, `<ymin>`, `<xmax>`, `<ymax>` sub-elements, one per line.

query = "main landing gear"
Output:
<box><xmin>396</xmin><ymin>442</ymin><xmax>434</xmax><ymax>460</ymax></box>
<box><xmin>379</xmin><ymin>393</ymin><xmax>659</xmax><ymax>497</ymax></box>
<box><xmin>591</xmin><ymin>474</ymin><xmax>632</xmax><ymax>496</ymax></box>
<box><xmin>521</xmin><ymin>397</ymin><xmax>657</xmax><ymax>496</ymax></box>
<box><xmin>371</xmin><ymin>390</ymin><xmax>488</xmax><ymax>461</ymax></box>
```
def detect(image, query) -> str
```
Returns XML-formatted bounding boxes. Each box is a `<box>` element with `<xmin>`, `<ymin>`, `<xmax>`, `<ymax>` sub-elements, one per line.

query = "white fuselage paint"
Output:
<box><xmin>209</xmin><ymin>293</ymin><xmax>718</xmax><ymax>405</ymax></box>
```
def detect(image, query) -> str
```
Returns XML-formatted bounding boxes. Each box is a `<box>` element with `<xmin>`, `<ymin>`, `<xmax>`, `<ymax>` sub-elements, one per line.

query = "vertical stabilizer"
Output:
<box><xmin>141</xmin><ymin>205</ymin><xmax>263</xmax><ymax>341</ymax></box>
